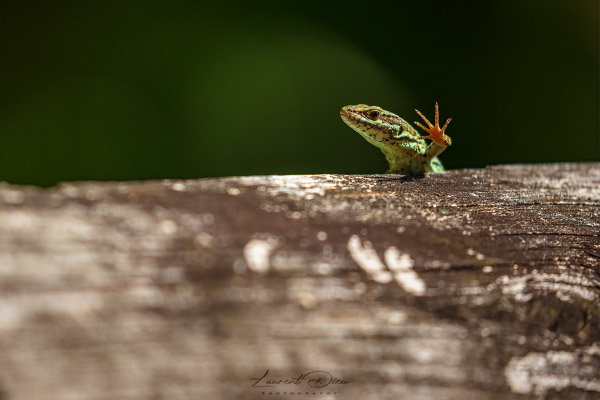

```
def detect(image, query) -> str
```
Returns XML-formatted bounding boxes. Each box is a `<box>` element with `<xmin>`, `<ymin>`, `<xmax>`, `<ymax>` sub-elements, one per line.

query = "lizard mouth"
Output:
<box><xmin>340</xmin><ymin>106</ymin><xmax>374</xmax><ymax>131</ymax></box>
<box><xmin>340</xmin><ymin>107</ymin><xmax>390</xmax><ymax>149</ymax></box>
<box><xmin>339</xmin><ymin>106</ymin><xmax>354</xmax><ymax>123</ymax></box>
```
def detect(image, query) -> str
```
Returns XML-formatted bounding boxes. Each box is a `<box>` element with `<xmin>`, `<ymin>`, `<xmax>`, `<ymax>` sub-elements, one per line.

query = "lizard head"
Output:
<box><xmin>340</xmin><ymin>104</ymin><xmax>423</xmax><ymax>152</ymax></box>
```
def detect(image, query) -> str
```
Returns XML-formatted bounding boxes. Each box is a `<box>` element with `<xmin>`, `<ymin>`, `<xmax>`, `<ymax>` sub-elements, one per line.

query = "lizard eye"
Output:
<box><xmin>368</xmin><ymin>110</ymin><xmax>381</xmax><ymax>120</ymax></box>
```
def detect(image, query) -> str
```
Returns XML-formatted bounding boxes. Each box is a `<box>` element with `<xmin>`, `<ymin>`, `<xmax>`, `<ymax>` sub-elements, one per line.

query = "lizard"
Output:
<box><xmin>340</xmin><ymin>102</ymin><xmax>452</xmax><ymax>174</ymax></box>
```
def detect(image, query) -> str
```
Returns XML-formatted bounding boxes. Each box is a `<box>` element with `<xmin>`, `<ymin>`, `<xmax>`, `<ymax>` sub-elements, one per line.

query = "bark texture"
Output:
<box><xmin>0</xmin><ymin>163</ymin><xmax>599</xmax><ymax>400</ymax></box>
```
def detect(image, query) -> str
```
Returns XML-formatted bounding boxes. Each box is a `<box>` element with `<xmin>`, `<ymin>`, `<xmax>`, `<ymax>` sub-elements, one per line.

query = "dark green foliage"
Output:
<box><xmin>1</xmin><ymin>0</ymin><xmax>598</xmax><ymax>186</ymax></box>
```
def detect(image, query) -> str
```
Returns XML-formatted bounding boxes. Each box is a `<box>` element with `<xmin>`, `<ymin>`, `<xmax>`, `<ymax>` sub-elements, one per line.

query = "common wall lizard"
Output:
<box><xmin>340</xmin><ymin>103</ymin><xmax>452</xmax><ymax>174</ymax></box>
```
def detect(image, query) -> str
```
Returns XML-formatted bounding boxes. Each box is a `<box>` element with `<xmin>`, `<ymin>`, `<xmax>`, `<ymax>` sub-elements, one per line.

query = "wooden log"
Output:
<box><xmin>0</xmin><ymin>163</ymin><xmax>598</xmax><ymax>400</ymax></box>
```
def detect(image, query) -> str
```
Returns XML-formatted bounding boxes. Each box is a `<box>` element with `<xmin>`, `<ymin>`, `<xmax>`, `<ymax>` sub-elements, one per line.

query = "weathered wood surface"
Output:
<box><xmin>0</xmin><ymin>163</ymin><xmax>599</xmax><ymax>400</ymax></box>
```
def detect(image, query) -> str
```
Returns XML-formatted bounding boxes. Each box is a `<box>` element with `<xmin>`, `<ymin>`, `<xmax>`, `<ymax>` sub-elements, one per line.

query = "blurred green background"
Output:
<box><xmin>1</xmin><ymin>0</ymin><xmax>598</xmax><ymax>186</ymax></box>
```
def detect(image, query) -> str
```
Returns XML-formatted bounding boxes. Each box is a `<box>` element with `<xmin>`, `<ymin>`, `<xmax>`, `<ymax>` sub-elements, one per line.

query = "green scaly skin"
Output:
<box><xmin>340</xmin><ymin>103</ymin><xmax>453</xmax><ymax>174</ymax></box>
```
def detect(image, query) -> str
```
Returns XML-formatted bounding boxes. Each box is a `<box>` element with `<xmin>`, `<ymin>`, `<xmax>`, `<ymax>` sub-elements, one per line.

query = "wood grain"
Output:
<box><xmin>0</xmin><ymin>163</ymin><xmax>598</xmax><ymax>400</ymax></box>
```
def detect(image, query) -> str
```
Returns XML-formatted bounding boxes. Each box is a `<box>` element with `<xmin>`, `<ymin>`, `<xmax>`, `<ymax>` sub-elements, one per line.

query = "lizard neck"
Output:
<box><xmin>380</xmin><ymin>147</ymin><xmax>418</xmax><ymax>174</ymax></box>
<box><xmin>381</xmin><ymin>143</ymin><xmax>447</xmax><ymax>174</ymax></box>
